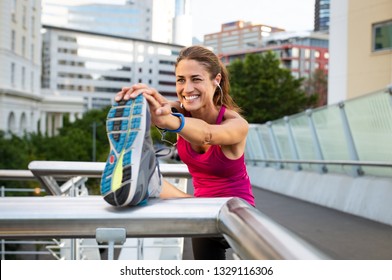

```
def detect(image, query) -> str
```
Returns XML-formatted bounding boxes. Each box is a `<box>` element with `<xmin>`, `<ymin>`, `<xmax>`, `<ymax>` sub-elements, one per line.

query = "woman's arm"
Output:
<box><xmin>115</xmin><ymin>85</ymin><xmax>249</xmax><ymax>158</ymax></box>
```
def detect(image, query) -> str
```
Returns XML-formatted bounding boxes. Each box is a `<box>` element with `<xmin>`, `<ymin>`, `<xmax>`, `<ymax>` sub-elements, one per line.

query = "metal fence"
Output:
<box><xmin>0</xmin><ymin>162</ymin><xmax>328</xmax><ymax>260</ymax></box>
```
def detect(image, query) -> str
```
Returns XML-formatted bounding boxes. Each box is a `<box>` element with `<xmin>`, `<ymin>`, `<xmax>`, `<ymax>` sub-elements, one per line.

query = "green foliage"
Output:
<box><xmin>303</xmin><ymin>68</ymin><xmax>328</xmax><ymax>107</ymax></box>
<box><xmin>228</xmin><ymin>51</ymin><xmax>318</xmax><ymax>123</ymax></box>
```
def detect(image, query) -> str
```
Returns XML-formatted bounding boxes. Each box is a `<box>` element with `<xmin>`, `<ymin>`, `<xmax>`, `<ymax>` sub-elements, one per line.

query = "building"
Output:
<box><xmin>42</xmin><ymin>0</ymin><xmax>185</xmax><ymax>45</ymax></box>
<box><xmin>41</xmin><ymin>26</ymin><xmax>184</xmax><ymax>111</ymax></box>
<box><xmin>219</xmin><ymin>31</ymin><xmax>329</xmax><ymax>80</ymax></box>
<box><xmin>172</xmin><ymin>0</ymin><xmax>192</xmax><ymax>46</ymax></box>
<box><xmin>0</xmin><ymin>0</ymin><xmax>83</xmax><ymax>136</ymax></box>
<box><xmin>328</xmin><ymin>0</ymin><xmax>392</xmax><ymax>104</ymax></box>
<box><xmin>314</xmin><ymin>0</ymin><xmax>330</xmax><ymax>32</ymax></box>
<box><xmin>217</xmin><ymin>30</ymin><xmax>329</xmax><ymax>106</ymax></box>
<box><xmin>0</xmin><ymin>0</ymin><xmax>41</xmax><ymax>135</ymax></box>
<box><xmin>204</xmin><ymin>20</ymin><xmax>285</xmax><ymax>54</ymax></box>
<box><xmin>41</xmin><ymin>0</ymin><xmax>154</xmax><ymax>40</ymax></box>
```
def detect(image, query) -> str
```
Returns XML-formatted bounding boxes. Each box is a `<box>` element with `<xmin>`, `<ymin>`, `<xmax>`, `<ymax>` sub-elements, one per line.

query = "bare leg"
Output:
<box><xmin>159</xmin><ymin>179</ymin><xmax>193</xmax><ymax>199</ymax></box>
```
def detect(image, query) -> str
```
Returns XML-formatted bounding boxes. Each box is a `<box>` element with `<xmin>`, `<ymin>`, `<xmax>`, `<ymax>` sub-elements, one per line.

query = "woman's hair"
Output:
<box><xmin>175</xmin><ymin>45</ymin><xmax>241</xmax><ymax>113</ymax></box>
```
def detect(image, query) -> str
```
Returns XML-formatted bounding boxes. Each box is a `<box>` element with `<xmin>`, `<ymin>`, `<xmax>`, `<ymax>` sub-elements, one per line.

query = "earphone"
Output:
<box><xmin>214</xmin><ymin>80</ymin><xmax>223</xmax><ymax>105</ymax></box>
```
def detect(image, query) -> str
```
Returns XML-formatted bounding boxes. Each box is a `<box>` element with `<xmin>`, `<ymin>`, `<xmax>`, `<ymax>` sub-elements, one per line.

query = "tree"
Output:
<box><xmin>303</xmin><ymin>69</ymin><xmax>328</xmax><ymax>107</ymax></box>
<box><xmin>228</xmin><ymin>51</ymin><xmax>318</xmax><ymax>123</ymax></box>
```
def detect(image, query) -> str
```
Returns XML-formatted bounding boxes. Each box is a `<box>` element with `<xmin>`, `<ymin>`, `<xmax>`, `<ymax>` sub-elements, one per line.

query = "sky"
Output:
<box><xmin>50</xmin><ymin>0</ymin><xmax>316</xmax><ymax>41</ymax></box>
<box><xmin>191</xmin><ymin>0</ymin><xmax>315</xmax><ymax>41</ymax></box>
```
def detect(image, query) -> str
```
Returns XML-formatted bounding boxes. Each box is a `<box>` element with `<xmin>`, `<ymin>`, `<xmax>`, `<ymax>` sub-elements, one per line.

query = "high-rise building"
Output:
<box><xmin>314</xmin><ymin>0</ymin><xmax>330</xmax><ymax>32</ymax></box>
<box><xmin>42</xmin><ymin>0</ymin><xmax>154</xmax><ymax>40</ymax></box>
<box><xmin>172</xmin><ymin>0</ymin><xmax>192</xmax><ymax>46</ymax></box>
<box><xmin>42</xmin><ymin>0</ymin><xmax>179</xmax><ymax>44</ymax></box>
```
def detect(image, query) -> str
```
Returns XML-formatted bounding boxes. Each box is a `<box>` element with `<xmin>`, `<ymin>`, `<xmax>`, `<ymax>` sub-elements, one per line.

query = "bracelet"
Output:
<box><xmin>164</xmin><ymin>112</ymin><xmax>185</xmax><ymax>133</ymax></box>
<box><xmin>155</xmin><ymin>113</ymin><xmax>185</xmax><ymax>133</ymax></box>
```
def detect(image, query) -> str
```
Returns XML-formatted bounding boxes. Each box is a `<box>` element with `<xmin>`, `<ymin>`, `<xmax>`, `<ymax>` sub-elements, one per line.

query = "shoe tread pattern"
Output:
<box><xmin>100</xmin><ymin>96</ymin><xmax>144</xmax><ymax>201</ymax></box>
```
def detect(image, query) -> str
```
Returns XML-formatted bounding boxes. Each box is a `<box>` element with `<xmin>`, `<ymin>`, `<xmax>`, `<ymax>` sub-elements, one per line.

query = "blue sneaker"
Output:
<box><xmin>100</xmin><ymin>95</ymin><xmax>159</xmax><ymax>207</ymax></box>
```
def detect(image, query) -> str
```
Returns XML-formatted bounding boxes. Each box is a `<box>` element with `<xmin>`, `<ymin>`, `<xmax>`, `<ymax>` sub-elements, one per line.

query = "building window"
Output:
<box><xmin>11</xmin><ymin>63</ymin><xmax>15</xmax><ymax>86</ymax></box>
<box><xmin>31</xmin><ymin>16</ymin><xmax>35</xmax><ymax>37</ymax></box>
<box><xmin>31</xmin><ymin>71</ymin><xmax>34</xmax><ymax>91</ymax></box>
<box><xmin>11</xmin><ymin>0</ymin><xmax>16</xmax><ymax>21</ymax></box>
<box><xmin>373</xmin><ymin>20</ymin><xmax>392</xmax><ymax>52</ymax></box>
<box><xmin>23</xmin><ymin>6</ymin><xmax>27</xmax><ymax>28</ymax></box>
<box><xmin>31</xmin><ymin>44</ymin><xmax>34</xmax><ymax>61</ymax></box>
<box><xmin>292</xmin><ymin>48</ymin><xmax>299</xmax><ymax>57</ymax></box>
<box><xmin>11</xmin><ymin>30</ymin><xmax>15</xmax><ymax>51</ymax></box>
<box><xmin>22</xmin><ymin>36</ymin><xmax>26</xmax><ymax>57</ymax></box>
<box><xmin>22</xmin><ymin>67</ymin><xmax>26</xmax><ymax>89</ymax></box>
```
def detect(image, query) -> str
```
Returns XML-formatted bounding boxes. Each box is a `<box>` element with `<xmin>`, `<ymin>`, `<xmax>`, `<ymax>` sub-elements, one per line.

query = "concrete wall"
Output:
<box><xmin>248</xmin><ymin>166</ymin><xmax>392</xmax><ymax>226</ymax></box>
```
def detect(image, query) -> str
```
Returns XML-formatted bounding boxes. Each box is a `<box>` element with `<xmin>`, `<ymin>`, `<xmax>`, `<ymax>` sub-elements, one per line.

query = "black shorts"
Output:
<box><xmin>191</xmin><ymin>236</ymin><xmax>230</xmax><ymax>260</ymax></box>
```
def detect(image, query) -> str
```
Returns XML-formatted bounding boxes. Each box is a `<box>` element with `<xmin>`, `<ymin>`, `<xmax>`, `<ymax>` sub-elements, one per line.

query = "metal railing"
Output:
<box><xmin>245</xmin><ymin>87</ymin><xmax>392</xmax><ymax>177</ymax></box>
<box><xmin>0</xmin><ymin>161</ymin><xmax>328</xmax><ymax>260</ymax></box>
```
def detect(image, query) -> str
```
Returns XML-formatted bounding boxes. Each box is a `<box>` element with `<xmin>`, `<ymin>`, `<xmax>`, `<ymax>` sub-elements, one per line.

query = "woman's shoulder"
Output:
<box><xmin>223</xmin><ymin>107</ymin><xmax>248</xmax><ymax>123</ymax></box>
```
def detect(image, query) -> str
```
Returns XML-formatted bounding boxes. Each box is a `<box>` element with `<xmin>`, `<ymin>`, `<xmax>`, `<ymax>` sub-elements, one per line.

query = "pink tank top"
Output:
<box><xmin>177</xmin><ymin>106</ymin><xmax>255</xmax><ymax>206</ymax></box>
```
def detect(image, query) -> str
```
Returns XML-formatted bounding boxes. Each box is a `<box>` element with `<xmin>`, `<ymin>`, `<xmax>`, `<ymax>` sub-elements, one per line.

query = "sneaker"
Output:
<box><xmin>100</xmin><ymin>95</ymin><xmax>159</xmax><ymax>207</ymax></box>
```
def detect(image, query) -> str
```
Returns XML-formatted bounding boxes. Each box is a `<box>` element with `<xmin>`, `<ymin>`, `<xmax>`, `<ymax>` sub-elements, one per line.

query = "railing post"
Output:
<box><xmin>338</xmin><ymin>102</ymin><xmax>364</xmax><ymax>176</ymax></box>
<box><xmin>96</xmin><ymin>228</ymin><xmax>126</xmax><ymax>260</ymax></box>
<box><xmin>306</xmin><ymin>109</ymin><xmax>327</xmax><ymax>173</ymax></box>
<box><xmin>284</xmin><ymin>116</ymin><xmax>302</xmax><ymax>171</ymax></box>
<box><xmin>1</xmin><ymin>239</ymin><xmax>4</xmax><ymax>260</ymax></box>
<box><xmin>267</xmin><ymin>122</ymin><xmax>283</xmax><ymax>169</ymax></box>
<box><xmin>137</xmin><ymin>238</ymin><xmax>144</xmax><ymax>260</ymax></box>
<box><xmin>69</xmin><ymin>239</ymin><xmax>78</xmax><ymax>260</ymax></box>
<box><xmin>387</xmin><ymin>84</ymin><xmax>392</xmax><ymax>107</ymax></box>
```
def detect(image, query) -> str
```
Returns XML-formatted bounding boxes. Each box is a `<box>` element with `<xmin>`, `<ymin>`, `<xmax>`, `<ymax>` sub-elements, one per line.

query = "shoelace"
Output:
<box><xmin>155</xmin><ymin>147</ymin><xmax>172</xmax><ymax>158</ymax></box>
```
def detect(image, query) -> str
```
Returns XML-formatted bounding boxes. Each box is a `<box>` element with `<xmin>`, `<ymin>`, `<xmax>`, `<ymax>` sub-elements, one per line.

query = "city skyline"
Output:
<box><xmin>43</xmin><ymin>0</ymin><xmax>316</xmax><ymax>41</ymax></box>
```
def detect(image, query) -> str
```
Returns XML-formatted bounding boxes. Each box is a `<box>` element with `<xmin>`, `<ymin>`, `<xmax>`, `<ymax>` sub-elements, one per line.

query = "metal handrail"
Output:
<box><xmin>0</xmin><ymin>170</ymin><xmax>36</xmax><ymax>181</ymax></box>
<box><xmin>25</xmin><ymin>161</ymin><xmax>191</xmax><ymax>196</ymax></box>
<box><xmin>0</xmin><ymin>195</ymin><xmax>328</xmax><ymax>260</ymax></box>
<box><xmin>28</xmin><ymin>161</ymin><xmax>191</xmax><ymax>178</ymax></box>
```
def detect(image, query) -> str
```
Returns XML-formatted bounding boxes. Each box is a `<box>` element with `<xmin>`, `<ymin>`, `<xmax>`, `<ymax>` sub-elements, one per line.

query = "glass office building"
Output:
<box><xmin>314</xmin><ymin>0</ymin><xmax>330</xmax><ymax>32</ymax></box>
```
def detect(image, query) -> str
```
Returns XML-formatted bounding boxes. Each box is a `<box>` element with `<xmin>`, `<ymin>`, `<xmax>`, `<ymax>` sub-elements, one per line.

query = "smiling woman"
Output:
<box><xmin>108</xmin><ymin>45</ymin><xmax>255</xmax><ymax>260</ymax></box>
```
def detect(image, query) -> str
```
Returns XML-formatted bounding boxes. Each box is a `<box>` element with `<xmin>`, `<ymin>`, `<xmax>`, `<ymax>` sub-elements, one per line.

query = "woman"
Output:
<box><xmin>114</xmin><ymin>45</ymin><xmax>255</xmax><ymax>259</ymax></box>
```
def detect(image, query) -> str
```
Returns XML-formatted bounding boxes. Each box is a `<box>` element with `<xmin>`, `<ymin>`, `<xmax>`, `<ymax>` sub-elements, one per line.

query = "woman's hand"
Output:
<box><xmin>115</xmin><ymin>84</ymin><xmax>173</xmax><ymax>127</ymax></box>
<box><xmin>115</xmin><ymin>84</ymin><xmax>147</xmax><ymax>102</ymax></box>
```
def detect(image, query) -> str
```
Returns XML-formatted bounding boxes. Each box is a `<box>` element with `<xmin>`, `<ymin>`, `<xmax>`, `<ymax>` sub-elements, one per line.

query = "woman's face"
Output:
<box><xmin>175</xmin><ymin>59</ymin><xmax>215</xmax><ymax>111</ymax></box>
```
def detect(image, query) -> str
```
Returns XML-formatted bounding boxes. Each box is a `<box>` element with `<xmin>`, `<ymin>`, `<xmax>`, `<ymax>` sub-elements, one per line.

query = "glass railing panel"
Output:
<box><xmin>289</xmin><ymin>112</ymin><xmax>316</xmax><ymax>172</ymax></box>
<box><xmin>245</xmin><ymin>125</ymin><xmax>265</xmax><ymax>165</ymax></box>
<box><xmin>259</xmin><ymin>124</ymin><xmax>276</xmax><ymax>160</ymax></box>
<box><xmin>311</xmin><ymin>106</ymin><xmax>351</xmax><ymax>174</ymax></box>
<box><xmin>246</xmin><ymin>87</ymin><xmax>392</xmax><ymax>178</ymax></box>
<box><xmin>270</xmin><ymin>118</ymin><xmax>297</xmax><ymax>170</ymax></box>
<box><xmin>344</xmin><ymin>90</ymin><xmax>392</xmax><ymax>176</ymax></box>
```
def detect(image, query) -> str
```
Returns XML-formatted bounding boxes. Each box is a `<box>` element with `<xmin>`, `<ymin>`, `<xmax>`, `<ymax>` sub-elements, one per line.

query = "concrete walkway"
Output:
<box><xmin>183</xmin><ymin>186</ymin><xmax>392</xmax><ymax>260</ymax></box>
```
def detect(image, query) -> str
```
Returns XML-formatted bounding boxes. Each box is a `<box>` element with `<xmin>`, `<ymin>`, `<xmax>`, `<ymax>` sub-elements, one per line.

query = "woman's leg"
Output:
<box><xmin>159</xmin><ymin>179</ymin><xmax>192</xmax><ymax>199</ymax></box>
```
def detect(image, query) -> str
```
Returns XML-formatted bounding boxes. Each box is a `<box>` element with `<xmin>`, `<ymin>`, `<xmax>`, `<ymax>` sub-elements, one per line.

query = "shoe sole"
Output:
<box><xmin>100</xmin><ymin>95</ymin><xmax>147</xmax><ymax>206</ymax></box>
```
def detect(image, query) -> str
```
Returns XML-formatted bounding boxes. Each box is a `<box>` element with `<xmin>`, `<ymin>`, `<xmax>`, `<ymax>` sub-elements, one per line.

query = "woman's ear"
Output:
<box><xmin>214</xmin><ymin>73</ymin><xmax>222</xmax><ymax>85</ymax></box>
